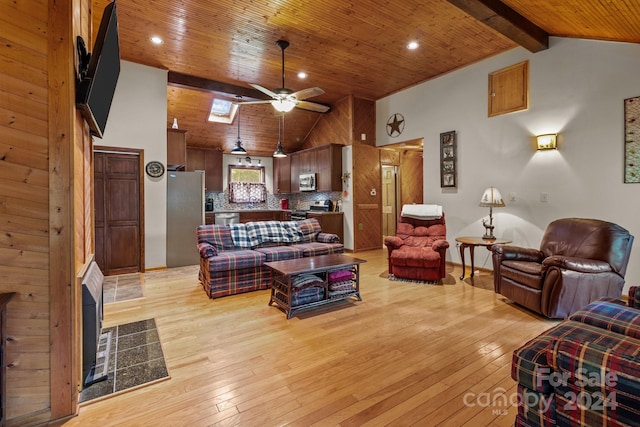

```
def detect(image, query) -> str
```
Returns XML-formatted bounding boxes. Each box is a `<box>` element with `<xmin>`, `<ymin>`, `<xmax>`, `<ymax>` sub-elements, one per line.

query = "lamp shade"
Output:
<box><xmin>536</xmin><ymin>134</ymin><xmax>557</xmax><ymax>150</ymax></box>
<box><xmin>272</xmin><ymin>99</ymin><xmax>296</xmax><ymax>113</ymax></box>
<box><xmin>479</xmin><ymin>187</ymin><xmax>505</xmax><ymax>207</ymax></box>
<box><xmin>230</xmin><ymin>140</ymin><xmax>246</xmax><ymax>154</ymax></box>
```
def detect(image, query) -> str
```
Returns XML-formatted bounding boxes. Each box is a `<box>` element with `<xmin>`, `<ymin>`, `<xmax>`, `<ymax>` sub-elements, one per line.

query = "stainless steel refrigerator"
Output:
<box><xmin>166</xmin><ymin>171</ymin><xmax>205</xmax><ymax>267</ymax></box>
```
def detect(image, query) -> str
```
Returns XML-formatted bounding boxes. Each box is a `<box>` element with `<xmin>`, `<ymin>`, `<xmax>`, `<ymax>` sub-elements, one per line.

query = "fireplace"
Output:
<box><xmin>81</xmin><ymin>261</ymin><xmax>109</xmax><ymax>386</ymax></box>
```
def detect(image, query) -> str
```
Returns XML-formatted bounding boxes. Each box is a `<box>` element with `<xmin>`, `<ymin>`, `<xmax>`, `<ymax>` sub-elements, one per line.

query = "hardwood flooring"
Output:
<box><xmin>62</xmin><ymin>249</ymin><xmax>558</xmax><ymax>427</ymax></box>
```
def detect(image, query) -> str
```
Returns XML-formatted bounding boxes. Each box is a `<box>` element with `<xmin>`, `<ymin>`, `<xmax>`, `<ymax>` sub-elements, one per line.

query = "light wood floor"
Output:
<box><xmin>62</xmin><ymin>249</ymin><xmax>558</xmax><ymax>427</ymax></box>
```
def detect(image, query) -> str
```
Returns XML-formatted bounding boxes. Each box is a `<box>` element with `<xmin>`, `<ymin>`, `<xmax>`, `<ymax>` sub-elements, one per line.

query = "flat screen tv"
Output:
<box><xmin>76</xmin><ymin>1</ymin><xmax>120</xmax><ymax>139</ymax></box>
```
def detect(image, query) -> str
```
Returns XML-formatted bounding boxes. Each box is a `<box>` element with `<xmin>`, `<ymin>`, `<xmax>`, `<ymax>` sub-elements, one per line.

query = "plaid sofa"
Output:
<box><xmin>512</xmin><ymin>286</ymin><xmax>640</xmax><ymax>426</ymax></box>
<box><xmin>196</xmin><ymin>218</ymin><xmax>344</xmax><ymax>299</ymax></box>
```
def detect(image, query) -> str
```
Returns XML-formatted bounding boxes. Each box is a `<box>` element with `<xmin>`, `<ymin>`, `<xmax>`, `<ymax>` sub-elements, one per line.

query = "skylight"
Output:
<box><xmin>208</xmin><ymin>98</ymin><xmax>238</xmax><ymax>124</ymax></box>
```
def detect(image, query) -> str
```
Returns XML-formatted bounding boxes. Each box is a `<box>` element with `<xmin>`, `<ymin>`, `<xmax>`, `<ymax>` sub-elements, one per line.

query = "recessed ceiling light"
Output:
<box><xmin>407</xmin><ymin>41</ymin><xmax>419</xmax><ymax>50</ymax></box>
<box><xmin>150</xmin><ymin>36</ymin><xmax>164</xmax><ymax>45</ymax></box>
<box><xmin>298</xmin><ymin>72</ymin><xmax>307</xmax><ymax>79</ymax></box>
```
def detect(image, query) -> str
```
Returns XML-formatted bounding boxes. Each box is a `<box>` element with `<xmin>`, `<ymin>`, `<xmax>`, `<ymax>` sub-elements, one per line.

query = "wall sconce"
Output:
<box><xmin>536</xmin><ymin>134</ymin><xmax>557</xmax><ymax>150</ymax></box>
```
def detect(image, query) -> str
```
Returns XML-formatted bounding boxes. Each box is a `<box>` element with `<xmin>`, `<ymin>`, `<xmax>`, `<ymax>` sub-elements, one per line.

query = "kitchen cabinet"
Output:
<box><xmin>239</xmin><ymin>210</ymin><xmax>290</xmax><ymax>223</ymax></box>
<box><xmin>273</xmin><ymin>155</ymin><xmax>291</xmax><ymax>194</ymax></box>
<box><xmin>205</xmin><ymin>212</ymin><xmax>215</xmax><ymax>225</ymax></box>
<box><xmin>307</xmin><ymin>212</ymin><xmax>344</xmax><ymax>243</ymax></box>
<box><xmin>298</xmin><ymin>149</ymin><xmax>316</xmax><ymax>174</ymax></box>
<box><xmin>315</xmin><ymin>144</ymin><xmax>342</xmax><ymax>192</ymax></box>
<box><xmin>288</xmin><ymin>144</ymin><xmax>343</xmax><ymax>193</ymax></box>
<box><xmin>186</xmin><ymin>147</ymin><xmax>223</xmax><ymax>192</ymax></box>
<box><xmin>167</xmin><ymin>128</ymin><xmax>187</xmax><ymax>168</ymax></box>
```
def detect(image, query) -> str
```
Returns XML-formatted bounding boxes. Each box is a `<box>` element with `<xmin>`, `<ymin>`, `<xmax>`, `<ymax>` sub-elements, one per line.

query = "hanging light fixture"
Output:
<box><xmin>273</xmin><ymin>115</ymin><xmax>287</xmax><ymax>158</ymax></box>
<box><xmin>230</xmin><ymin>97</ymin><xmax>247</xmax><ymax>154</ymax></box>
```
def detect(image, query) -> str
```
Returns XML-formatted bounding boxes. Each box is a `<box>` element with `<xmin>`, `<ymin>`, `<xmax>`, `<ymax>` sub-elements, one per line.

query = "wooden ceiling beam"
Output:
<box><xmin>446</xmin><ymin>0</ymin><xmax>548</xmax><ymax>52</ymax></box>
<box><xmin>167</xmin><ymin>71</ymin><xmax>271</xmax><ymax>101</ymax></box>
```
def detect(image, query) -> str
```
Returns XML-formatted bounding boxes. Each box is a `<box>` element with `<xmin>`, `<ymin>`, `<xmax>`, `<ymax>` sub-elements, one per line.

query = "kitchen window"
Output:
<box><xmin>228</xmin><ymin>164</ymin><xmax>266</xmax><ymax>203</ymax></box>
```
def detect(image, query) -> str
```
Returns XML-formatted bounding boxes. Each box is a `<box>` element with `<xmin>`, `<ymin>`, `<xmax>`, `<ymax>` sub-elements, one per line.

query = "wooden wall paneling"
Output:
<box><xmin>0</xmin><ymin>0</ymin><xmax>54</xmax><ymax>424</ymax></box>
<box><xmin>49</xmin><ymin>0</ymin><xmax>80</xmax><ymax>420</ymax></box>
<box><xmin>379</xmin><ymin>148</ymin><xmax>400</xmax><ymax>165</ymax></box>
<box><xmin>304</xmin><ymin>96</ymin><xmax>352</xmax><ymax>149</ymax></box>
<box><xmin>352</xmin><ymin>144</ymin><xmax>382</xmax><ymax>251</ymax></box>
<box><xmin>400</xmin><ymin>150</ymin><xmax>424</xmax><ymax>206</ymax></box>
<box><xmin>352</xmin><ymin>97</ymin><xmax>375</xmax><ymax>146</ymax></box>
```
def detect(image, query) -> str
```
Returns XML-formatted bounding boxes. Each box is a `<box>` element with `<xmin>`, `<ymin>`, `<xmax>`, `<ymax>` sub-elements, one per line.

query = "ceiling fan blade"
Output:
<box><xmin>296</xmin><ymin>100</ymin><xmax>331</xmax><ymax>113</ymax></box>
<box><xmin>237</xmin><ymin>100</ymin><xmax>272</xmax><ymax>105</ymax></box>
<box><xmin>291</xmin><ymin>87</ymin><xmax>325</xmax><ymax>101</ymax></box>
<box><xmin>249</xmin><ymin>83</ymin><xmax>279</xmax><ymax>99</ymax></box>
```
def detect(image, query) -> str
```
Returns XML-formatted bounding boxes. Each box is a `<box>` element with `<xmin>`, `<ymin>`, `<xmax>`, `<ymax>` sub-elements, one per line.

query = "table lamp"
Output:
<box><xmin>479</xmin><ymin>187</ymin><xmax>505</xmax><ymax>240</ymax></box>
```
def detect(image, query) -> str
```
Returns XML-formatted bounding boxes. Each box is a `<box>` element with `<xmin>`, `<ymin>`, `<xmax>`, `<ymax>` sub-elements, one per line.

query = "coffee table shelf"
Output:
<box><xmin>265</xmin><ymin>254</ymin><xmax>366</xmax><ymax>319</ymax></box>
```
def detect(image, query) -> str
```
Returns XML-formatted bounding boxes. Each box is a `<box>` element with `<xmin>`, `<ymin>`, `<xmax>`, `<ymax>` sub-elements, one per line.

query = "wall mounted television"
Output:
<box><xmin>76</xmin><ymin>1</ymin><xmax>120</xmax><ymax>139</ymax></box>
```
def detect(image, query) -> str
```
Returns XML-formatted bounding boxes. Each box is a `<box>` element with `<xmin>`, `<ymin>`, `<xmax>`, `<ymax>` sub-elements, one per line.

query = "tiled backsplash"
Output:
<box><xmin>207</xmin><ymin>191</ymin><xmax>342</xmax><ymax>211</ymax></box>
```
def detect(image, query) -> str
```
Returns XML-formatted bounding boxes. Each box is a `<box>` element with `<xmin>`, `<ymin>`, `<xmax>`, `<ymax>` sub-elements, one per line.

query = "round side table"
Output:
<box><xmin>455</xmin><ymin>236</ymin><xmax>512</xmax><ymax>279</ymax></box>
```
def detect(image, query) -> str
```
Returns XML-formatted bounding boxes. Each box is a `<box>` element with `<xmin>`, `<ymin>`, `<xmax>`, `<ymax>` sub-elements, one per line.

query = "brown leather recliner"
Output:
<box><xmin>491</xmin><ymin>218</ymin><xmax>634</xmax><ymax>318</ymax></box>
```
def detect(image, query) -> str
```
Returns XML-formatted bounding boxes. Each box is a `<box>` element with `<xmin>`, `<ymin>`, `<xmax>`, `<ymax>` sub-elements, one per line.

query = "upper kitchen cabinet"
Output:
<box><xmin>289</xmin><ymin>144</ymin><xmax>343</xmax><ymax>193</ymax></box>
<box><xmin>273</xmin><ymin>155</ymin><xmax>291</xmax><ymax>194</ymax></box>
<box><xmin>316</xmin><ymin>144</ymin><xmax>342</xmax><ymax>192</ymax></box>
<box><xmin>167</xmin><ymin>128</ymin><xmax>187</xmax><ymax>169</ymax></box>
<box><xmin>186</xmin><ymin>147</ymin><xmax>223</xmax><ymax>192</ymax></box>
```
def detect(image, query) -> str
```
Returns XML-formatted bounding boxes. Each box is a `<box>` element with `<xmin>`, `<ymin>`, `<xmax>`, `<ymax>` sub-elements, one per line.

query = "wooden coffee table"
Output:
<box><xmin>264</xmin><ymin>253</ymin><xmax>366</xmax><ymax>319</ymax></box>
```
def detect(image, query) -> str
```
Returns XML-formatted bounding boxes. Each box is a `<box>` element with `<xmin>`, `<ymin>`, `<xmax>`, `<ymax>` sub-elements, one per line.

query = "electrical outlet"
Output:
<box><xmin>540</xmin><ymin>192</ymin><xmax>549</xmax><ymax>203</ymax></box>
<box><xmin>508</xmin><ymin>192</ymin><xmax>516</xmax><ymax>202</ymax></box>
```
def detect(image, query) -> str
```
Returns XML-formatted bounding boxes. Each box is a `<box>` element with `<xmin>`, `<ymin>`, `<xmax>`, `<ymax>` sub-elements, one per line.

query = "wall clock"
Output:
<box><xmin>145</xmin><ymin>161</ymin><xmax>165</xmax><ymax>178</ymax></box>
<box><xmin>386</xmin><ymin>113</ymin><xmax>405</xmax><ymax>137</ymax></box>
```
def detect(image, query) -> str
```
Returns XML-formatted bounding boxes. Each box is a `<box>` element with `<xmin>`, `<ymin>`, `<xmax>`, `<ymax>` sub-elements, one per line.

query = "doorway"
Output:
<box><xmin>94</xmin><ymin>147</ymin><xmax>145</xmax><ymax>275</ymax></box>
<box><xmin>381</xmin><ymin>165</ymin><xmax>398</xmax><ymax>239</ymax></box>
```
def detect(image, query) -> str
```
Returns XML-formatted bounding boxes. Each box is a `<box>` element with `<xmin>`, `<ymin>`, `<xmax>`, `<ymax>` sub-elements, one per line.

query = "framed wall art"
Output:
<box><xmin>440</xmin><ymin>131</ymin><xmax>457</xmax><ymax>188</ymax></box>
<box><xmin>625</xmin><ymin>95</ymin><xmax>640</xmax><ymax>183</ymax></box>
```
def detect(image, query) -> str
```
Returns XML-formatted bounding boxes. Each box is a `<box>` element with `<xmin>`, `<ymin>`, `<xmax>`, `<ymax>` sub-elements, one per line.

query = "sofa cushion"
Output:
<box><xmin>550</xmin><ymin>336</ymin><xmax>640</xmax><ymax>427</ymax></box>
<box><xmin>229</xmin><ymin>223</ymin><xmax>257</xmax><ymax>248</ymax></box>
<box><xmin>389</xmin><ymin>246</ymin><xmax>440</xmax><ymax>268</ymax></box>
<box><xmin>197</xmin><ymin>224</ymin><xmax>235</xmax><ymax>251</ymax></box>
<box><xmin>515</xmin><ymin>384</ymin><xmax>556</xmax><ymax>427</ymax></box>
<box><xmin>512</xmin><ymin>319</ymin><xmax>640</xmax><ymax>394</ymax></box>
<box><xmin>297</xmin><ymin>218</ymin><xmax>322</xmax><ymax>243</ymax></box>
<box><xmin>294</xmin><ymin>242</ymin><xmax>344</xmax><ymax>257</ymax></box>
<box><xmin>254</xmin><ymin>245</ymin><xmax>304</xmax><ymax>262</ymax></box>
<box><xmin>569</xmin><ymin>299</ymin><xmax>640</xmax><ymax>340</ymax></box>
<box><xmin>208</xmin><ymin>250</ymin><xmax>265</xmax><ymax>272</ymax></box>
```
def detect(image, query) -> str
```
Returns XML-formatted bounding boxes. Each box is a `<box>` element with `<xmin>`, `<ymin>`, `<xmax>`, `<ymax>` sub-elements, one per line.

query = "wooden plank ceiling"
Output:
<box><xmin>91</xmin><ymin>0</ymin><xmax>640</xmax><ymax>156</ymax></box>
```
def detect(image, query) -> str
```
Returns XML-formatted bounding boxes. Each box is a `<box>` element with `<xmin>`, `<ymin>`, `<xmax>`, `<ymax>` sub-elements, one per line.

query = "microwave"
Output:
<box><xmin>299</xmin><ymin>173</ymin><xmax>316</xmax><ymax>192</ymax></box>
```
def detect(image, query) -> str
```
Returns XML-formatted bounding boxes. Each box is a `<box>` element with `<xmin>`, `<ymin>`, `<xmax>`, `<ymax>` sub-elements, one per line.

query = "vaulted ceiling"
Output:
<box><xmin>91</xmin><ymin>0</ymin><xmax>640</xmax><ymax>156</ymax></box>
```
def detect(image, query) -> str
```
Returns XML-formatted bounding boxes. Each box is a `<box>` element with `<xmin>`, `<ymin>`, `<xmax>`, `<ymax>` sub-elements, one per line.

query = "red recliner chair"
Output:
<box><xmin>383</xmin><ymin>213</ymin><xmax>449</xmax><ymax>283</ymax></box>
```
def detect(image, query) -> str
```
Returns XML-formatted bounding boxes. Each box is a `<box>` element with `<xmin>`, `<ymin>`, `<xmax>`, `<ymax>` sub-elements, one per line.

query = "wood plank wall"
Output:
<box><xmin>304</xmin><ymin>96</ymin><xmax>352</xmax><ymax>148</ymax></box>
<box><xmin>1</xmin><ymin>0</ymin><xmax>92</xmax><ymax>424</ymax></box>
<box><xmin>0</xmin><ymin>0</ymin><xmax>52</xmax><ymax>422</ymax></box>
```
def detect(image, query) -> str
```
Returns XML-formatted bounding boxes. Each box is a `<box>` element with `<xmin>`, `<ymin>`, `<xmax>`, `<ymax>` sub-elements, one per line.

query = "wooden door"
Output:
<box><xmin>381</xmin><ymin>165</ymin><xmax>397</xmax><ymax>238</ymax></box>
<box><xmin>400</xmin><ymin>150</ymin><xmax>423</xmax><ymax>206</ymax></box>
<box><xmin>353</xmin><ymin>144</ymin><xmax>382</xmax><ymax>251</ymax></box>
<box><xmin>94</xmin><ymin>149</ymin><xmax>144</xmax><ymax>275</ymax></box>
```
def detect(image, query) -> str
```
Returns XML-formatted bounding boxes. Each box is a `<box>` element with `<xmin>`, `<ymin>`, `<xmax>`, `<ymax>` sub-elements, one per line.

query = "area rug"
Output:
<box><xmin>79</xmin><ymin>319</ymin><xmax>169</xmax><ymax>403</ymax></box>
<box><xmin>379</xmin><ymin>269</ymin><xmax>457</xmax><ymax>285</ymax></box>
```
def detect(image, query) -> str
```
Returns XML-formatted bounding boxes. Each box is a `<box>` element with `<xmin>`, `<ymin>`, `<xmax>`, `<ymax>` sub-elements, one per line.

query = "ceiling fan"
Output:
<box><xmin>239</xmin><ymin>40</ymin><xmax>330</xmax><ymax>113</ymax></box>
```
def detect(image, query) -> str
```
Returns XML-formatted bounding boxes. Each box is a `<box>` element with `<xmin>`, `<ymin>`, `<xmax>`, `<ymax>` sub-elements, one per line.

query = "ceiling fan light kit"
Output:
<box><xmin>241</xmin><ymin>40</ymin><xmax>330</xmax><ymax>114</ymax></box>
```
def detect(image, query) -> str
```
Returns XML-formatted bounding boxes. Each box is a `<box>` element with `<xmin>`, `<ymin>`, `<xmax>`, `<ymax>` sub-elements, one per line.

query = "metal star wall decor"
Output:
<box><xmin>386</xmin><ymin>113</ymin><xmax>405</xmax><ymax>137</ymax></box>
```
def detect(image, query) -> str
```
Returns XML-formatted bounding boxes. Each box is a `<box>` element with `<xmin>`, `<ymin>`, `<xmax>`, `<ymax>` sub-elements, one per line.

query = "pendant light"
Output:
<box><xmin>230</xmin><ymin>97</ymin><xmax>247</xmax><ymax>154</ymax></box>
<box><xmin>273</xmin><ymin>115</ymin><xmax>287</xmax><ymax>158</ymax></box>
